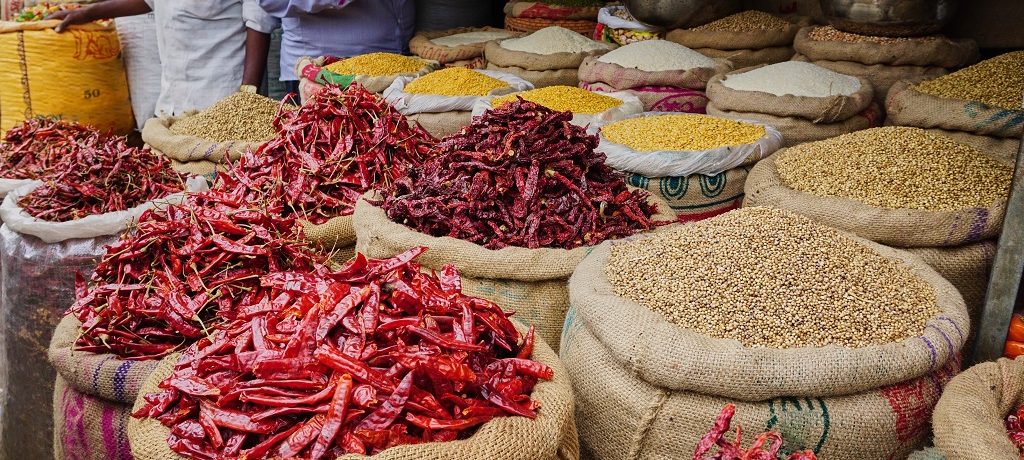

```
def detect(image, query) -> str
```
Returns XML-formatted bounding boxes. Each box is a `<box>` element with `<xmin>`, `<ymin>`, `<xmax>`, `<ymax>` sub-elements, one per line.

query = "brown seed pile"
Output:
<box><xmin>170</xmin><ymin>91</ymin><xmax>291</xmax><ymax>142</ymax></box>
<box><xmin>606</xmin><ymin>207</ymin><xmax>939</xmax><ymax>349</ymax></box>
<box><xmin>775</xmin><ymin>127</ymin><xmax>1012</xmax><ymax>211</ymax></box>
<box><xmin>807</xmin><ymin>25</ymin><xmax>936</xmax><ymax>44</ymax></box>
<box><xmin>691</xmin><ymin>11</ymin><xmax>789</xmax><ymax>32</ymax></box>
<box><xmin>915</xmin><ymin>51</ymin><xmax>1024</xmax><ymax>110</ymax></box>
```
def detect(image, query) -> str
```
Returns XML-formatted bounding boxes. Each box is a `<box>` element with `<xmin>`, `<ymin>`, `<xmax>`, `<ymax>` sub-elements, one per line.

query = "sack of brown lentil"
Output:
<box><xmin>472</xmin><ymin>85</ymin><xmax>643</xmax><ymax>129</ymax></box>
<box><xmin>297</xmin><ymin>54</ymin><xmax>438</xmax><ymax>95</ymax></box>
<box><xmin>793</xmin><ymin>26</ymin><xmax>978</xmax><ymax>69</ymax></box>
<box><xmin>383</xmin><ymin>68</ymin><xmax>533</xmax><ymax>137</ymax></box>
<box><xmin>790</xmin><ymin>54</ymin><xmax>948</xmax><ymax>106</ymax></box>
<box><xmin>484</xmin><ymin>27</ymin><xmax>611</xmax><ymax>87</ymax></box>
<box><xmin>707</xmin><ymin>102</ymin><xmax>883</xmax><ymax>147</ymax></box>
<box><xmin>706</xmin><ymin>62</ymin><xmax>874</xmax><ymax>124</ymax></box>
<box><xmin>562</xmin><ymin>207</ymin><xmax>968</xmax><ymax>460</ymax></box>
<box><xmin>408</xmin><ymin>27</ymin><xmax>517</xmax><ymax>66</ymax></box>
<box><xmin>918</xmin><ymin>128</ymin><xmax>1021</xmax><ymax>166</ymax></box>
<box><xmin>666</xmin><ymin>11</ymin><xmax>807</xmax><ymax>68</ymax></box>
<box><xmin>129</xmin><ymin>326</ymin><xmax>580</xmax><ymax>460</ymax></box>
<box><xmin>931</xmin><ymin>357</ymin><xmax>1024</xmax><ymax>460</ymax></box>
<box><xmin>49</xmin><ymin>314</ymin><xmax>159</xmax><ymax>460</ymax></box>
<box><xmin>692</xmin><ymin>46</ymin><xmax>794</xmax><ymax>68</ymax></box>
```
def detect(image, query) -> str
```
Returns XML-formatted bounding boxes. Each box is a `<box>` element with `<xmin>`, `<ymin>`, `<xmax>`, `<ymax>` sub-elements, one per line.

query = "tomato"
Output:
<box><xmin>1008</xmin><ymin>314</ymin><xmax>1024</xmax><ymax>342</ymax></box>
<box><xmin>1005</xmin><ymin>340</ymin><xmax>1024</xmax><ymax>359</ymax></box>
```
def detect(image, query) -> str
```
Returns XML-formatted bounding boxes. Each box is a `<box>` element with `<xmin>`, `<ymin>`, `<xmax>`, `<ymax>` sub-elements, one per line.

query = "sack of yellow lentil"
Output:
<box><xmin>383</xmin><ymin>68</ymin><xmax>533</xmax><ymax>138</ymax></box>
<box><xmin>707</xmin><ymin>102</ymin><xmax>883</xmax><ymax>147</ymax></box>
<box><xmin>484</xmin><ymin>28</ymin><xmax>611</xmax><ymax>87</ymax></box>
<box><xmin>790</xmin><ymin>54</ymin><xmax>947</xmax><ymax>106</ymax></box>
<box><xmin>562</xmin><ymin>210</ymin><xmax>968</xmax><ymax>460</ymax></box>
<box><xmin>794</xmin><ymin>26</ymin><xmax>978</xmax><ymax>69</ymax></box>
<box><xmin>297</xmin><ymin>53</ymin><xmax>438</xmax><ymax>95</ymax></box>
<box><xmin>353</xmin><ymin>192</ymin><xmax>674</xmax><ymax>352</ymax></box>
<box><xmin>931</xmin><ymin>357</ymin><xmax>1024</xmax><ymax>460</ymax></box>
<box><xmin>473</xmin><ymin>85</ymin><xmax>642</xmax><ymax>129</ymax></box>
<box><xmin>706</xmin><ymin>63</ymin><xmax>874</xmax><ymax>124</ymax></box>
<box><xmin>408</xmin><ymin>27</ymin><xmax>517</xmax><ymax>66</ymax></box>
<box><xmin>0</xmin><ymin>20</ymin><xmax>133</xmax><ymax>134</ymax></box>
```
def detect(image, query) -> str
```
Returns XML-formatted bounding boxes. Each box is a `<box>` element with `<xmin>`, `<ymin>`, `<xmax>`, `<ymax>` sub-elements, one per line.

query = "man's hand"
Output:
<box><xmin>48</xmin><ymin>0</ymin><xmax>152</xmax><ymax>33</ymax></box>
<box><xmin>49</xmin><ymin>7</ymin><xmax>93</xmax><ymax>32</ymax></box>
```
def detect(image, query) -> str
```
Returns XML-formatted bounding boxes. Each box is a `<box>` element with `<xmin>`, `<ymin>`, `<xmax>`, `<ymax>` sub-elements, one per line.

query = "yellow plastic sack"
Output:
<box><xmin>0</xmin><ymin>20</ymin><xmax>133</xmax><ymax>134</ymax></box>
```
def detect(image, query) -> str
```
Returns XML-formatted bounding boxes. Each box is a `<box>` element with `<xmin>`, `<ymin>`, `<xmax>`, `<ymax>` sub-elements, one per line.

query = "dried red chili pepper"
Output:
<box><xmin>379</xmin><ymin>98</ymin><xmax>664</xmax><ymax>250</ymax></box>
<box><xmin>1006</xmin><ymin>403</ymin><xmax>1024</xmax><ymax>450</ymax></box>
<box><xmin>693</xmin><ymin>404</ymin><xmax>819</xmax><ymax>460</ymax></box>
<box><xmin>0</xmin><ymin>117</ymin><xmax>99</xmax><ymax>180</ymax></box>
<box><xmin>133</xmin><ymin>248</ymin><xmax>551</xmax><ymax>459</ymax></box>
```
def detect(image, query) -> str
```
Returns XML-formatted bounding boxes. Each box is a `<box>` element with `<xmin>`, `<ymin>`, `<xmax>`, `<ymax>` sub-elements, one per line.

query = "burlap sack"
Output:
<box><xmin>299</xmin><ymin>215</ymin><xmax>356</xmax><ymax>254</ymax></box>
<box><xmin>623</xmin><ymin>168</ymin><xmax>748</xmax><ymax>222</ymax></box>
<box><xmin>49</xmin><ymin>314</ymin><xmax>160</xmax><ymax>460</ymax></box>
<box><xmin>707</xmin><ymin>66</ymin><xmax>874</xmax><ymax>123</ymax></box>
<box><xmin>505</xmin><ymin>1</ymin><xmax>600</xmax><ymax>20</ymax></box>
<box><xmin>408</xmin><ymin>111</ymin><xmax>472</xmax><ymax>138</ymax></box>
<box><xmin>408</xmin><ymin>27</ymin><xmax>515</xmax><ymax>65</ymax></box>
<box><xmin>920</xmin><ymin>128</ymin><xmax>1021</xmax><ymax>166</ymax></box>
<box><xmin>791</xmin><ymin>54</ymin><xmax>947</xmax><ymax>106</ymax></box>
<box><xmin>352</xmin><ymin>192</ymin><xmax>674</xmax><ymax>351</ymax></box>
<box><xmin>793</xmin><ymin>27</ymin><xmax>979</xmax><ymax>68</ymax></box>
<box><xmin>446</xmin><ymin>57</ymin><xmax>487</xmax><ymax>69</ymax></box>
<box><xmin>743</xmin><ymin>152</ymin><xmax>1008</xmax><ymax>247</ymax></box>
<box><xmin>707</xmin><ymin>102</ymin><xmax>882</xmax><ymax>146</ymax></box>
<box><xmin>665</xmin><ymin>20</ymin><xmax>801</xmax><ymax>50</ymax></box>
<box><xmin>168</xmin><ymin>159</ymin><xmax>220</xmax><ymax>178</ymax></box>
<box><xmin>129</xmin><ymin>324</ymin><xmax>580</xmax><ymax>460</ymax></box>
<box><xmin>141</xmin><ymin>116</ymin><xmax>265</xmax><ymax>164</ymax></box>
<box><xmin>484</xmin><ymin>40</ymin><xmax>609</xmax><ymax>72</ymax></box>
<box><xmin>692</xmin><ymin>46</ymin><xmax>794</xmax><ymax>68</ymax></box>
<box><xmin>486</xmin><ymin>63</ymin><xmax>579</xmax><ymax>88</ymax></box>
<box><xmin>581</xmin><ymin>82</ymin><xmax>709</xmax><ymax>113</ymax></box>
<box><xmin>505</xmin><ymin>16</ymin><xmax>598</xmax><ymax>36</ymax></box>
<box><xmin>908</xmin><ymin>448</ymin><xmax>946</xmax><ymax>460</ymax></box>
<box><xmin>903</xmin><ymin>241</ymin><xmax>995</xmax><ymax>343</ymax></box>
<box><xmin>562</xmin><ymin>241</ymin><xmax>968</xmax><ymax>459</ymax></box>
<box><xmin>932</xmin><ymin>357</ymin><xmax>1024</xmax><ymax>460</ymax></box>
<box><xmin>886</xmin><ymin>81</ymin><xmax>1024</xmax><ymax>139</ymax></box>
<box><xmin>577</xmin><ymin>56</ymin><xmax>731</xmax><ymax>91</ymax></box>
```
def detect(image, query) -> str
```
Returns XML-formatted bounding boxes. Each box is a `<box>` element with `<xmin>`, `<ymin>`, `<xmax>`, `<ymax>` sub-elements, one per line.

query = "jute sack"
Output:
<box><xmin>665</xmin><ymin>19</ymin><xmax>802</xmax><ymax>50</ymax></box>
<box><xmin>886</xmin><ymin>81</ymin><xmax>1024</xmax><ymax>139</ymax></box>
<box><xmin>706</xmin><ymin>66</ymin><xmax>874</xmax><ymax>123</ymax></box>
<box><xmin>408</xmin><ymin>27</ymin><xmax>516</xmax><ymax>65</ymax></box>
<box><xmin>920</xmin><ymin>128</ymin><xmax>1021</xmax><ymax>166</ymax></box>
<box><xmin>129</xmin><ymin>325</ymin><xmax>580</xmax><ymax>460</ymax></box>
<box><xmin>141</xmin><ymin>116</ymin><xmax>265</xmax><ymax>167</ymax></box>
<box><xmin>408</xmin><ymin>111</ymin><xmax>472</xmax><ymax>138</ymax></box>
<box><xmin>577</xmin><ymin>56</ymin><xmax>731</xmax><ymax>91</ymax></box>
<box><xmin>504</xmin><ymin>16</ymin><xmax>597</xmax><ymax>36</ymax></box>
<box><xmin>299</xmin><ymin>215</ymin><xmax>356</xmax><ymax>255</ymax></box>
<box><xmin>168</xmin><ymin>158</ymin><xmax>220</xmax><ymax>179</ymax></box>
<box><xmin>505</xmin><ymin>1</ymin><xmax>600</xmax><ymax>20</ymax></box>
<box><xmin>622</xmin><ymin>168</ymin><xmax>748</xmax><ymax>222</ymax></box>
<box><xmin>486</xmin><ymin>63</ymin><xmax>579</xmax><ymax>87</ymax></box>
<box><xmin>902</xmin><ymin>241</ymin><xmax>996</xmax><ymax>342</ymax></box>
<box><xmin>793</xmin><ymin>27</ymin><xmax>979</xmax><ymax>68</ymax></box>
<box><xmin>352</xmin><ymin>192</ymin><xmax>674</xmax><ymax>351</ymax></box>
<box><xmin>743</xmin><ymin>152</ymin><xmax>1007</xmax><ymax>247</ymax></box>
<box><xmin>707</xmin><ymin>102</ymin><xmax>883</xmax><ymax>147</ymax></box>
<box><xmin>691</xmin><ymin>46</ymin><xmax>794</xmax><ymax>68</ymax></box>
<box><xmin>791</xmin><ymin>54</ymin><xmax>947</xmax><ymax>106</ymax></box>
<box><xmin>562</xmin><ymin>241</ymin><xmax>968</xmax><ymax>460</ymax></box>
<box><xmin>49</xmin><ymin>315</ymin><xmax>159</xmax><ymax>460</ymax></box>
<box><xmin>581</xmin><ymin>82</ymin><xmax>709</xmax><ymax>113</ymax></box>
<box><xmin>484</xmin><ymin>40</ymin><xmax>609</xmax><ymax>73</ymax></box>
<box><xmin>446</xmin><ymin>56</ymin><xmax>487</xmax><ymax>69</ymax></box>
<box><xmin>932</xmin><ymin>357</ymin><xmax>1024</xmax><ymax>460</ymax></box>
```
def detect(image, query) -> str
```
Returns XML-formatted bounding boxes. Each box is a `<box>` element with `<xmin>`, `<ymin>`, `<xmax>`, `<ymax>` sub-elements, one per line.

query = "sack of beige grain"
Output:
<box><xmin>408</xmin><ymin>27</ymin><xmax>517</xmax><ymax>66</ymax></box>
<box><xmin>666</xmin><ymin>11</ymin><xmax>807</xmax><ymax>67</ymax></box>
<box><xmin>707</xmin><ymin>102</ymin><xmax>883</xmax><ymax>147</ymax></box>
<box><xmin>885</xmin><ymin>51</ymin><xmax>1024</xmax><ymax>164</ymax></box>
<box><xmin>744</xmin><ymin>127</ymin><xmax>1012</xmax><ymax>336</ymax></box>
<box><xmin>484</xmin><ymin>27</ymin><xmax>611</xmax><ymax>87</ymax></box>
<box><xmin>790</xmin><ymin>54</ymin><xmax>947</xmax><ymax>106</ymax></box>
<box><xmin>563</xmin><ymin>208</ymin><xmax>968</xmax><ymax>460</ymax></box>
<box><xmin>931</xmin><ymin>357</ymin><xmax>1024</xmax><ymax>460</ymax></box>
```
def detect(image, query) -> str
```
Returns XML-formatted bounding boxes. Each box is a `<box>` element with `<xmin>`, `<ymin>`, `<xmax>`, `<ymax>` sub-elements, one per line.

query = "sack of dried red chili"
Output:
<box><xmin>0</xmin><ymin>117</ymin><xmax>100</xmax><ymax>199</ymax></box>
<box><xmin>49</xmin><ymin>314</ymin><xmax>159</xmax><ymax>460</ymax></box>
<box><xmin>561</xmin><ymin>232</ymin><xmax>967</xmax><ymax>460</ymax></box>
<box><xmin>931</xmin><ymin>357</ymin><xmax>1024</xmax><ymax>459</ymax></box>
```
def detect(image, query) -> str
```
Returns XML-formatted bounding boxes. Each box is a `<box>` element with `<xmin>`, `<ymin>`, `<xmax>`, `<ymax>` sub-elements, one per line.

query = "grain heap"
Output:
<box><xmin>579</xmin><ymin>40</ymin><xmax>725</xmax><ymax>113</ymax></box>
<box><xmin>305</xmin><ymin>52</ymin><xmax>436</xmax><ymax>94</ymax></box>
<box><xmin>596</xmin><ymin>113</ymin><xmax>781</xmax><ymax>222</ymax></box>
<box><xmin>404</xmin><ymin>67</ymin><xmax>510</xmax><ymax>96</ymax></box>
<box><xmin>562</xmin><ymin>206</ymin><xmax>967</xmax><ymax>460</ymax></box>
<box><xmin>408</xmin><ymin>27</ymin><xmax>515</xmax><ymax>68</ymax></box>
<box><xmin>503</xmin><ymin>0</ymin><xmax>603</xmax><ymax>36</ymax></box>
<box><xmin>745</xmin><ymin>127</ymin><xmax>1012</xmax><ymax>341</ymax></box>
<box><xmin>793</xmin><ymin>25</ymin><xmax>978</xmax><ymax>106</ymax></box>
<box><xmin>324</xmin><ymin>52</ymin><xmax>426</xmax><ymax>76</ymax></box>
<box><xmin>594</xmin><ymin>5</ymin><xmax>661</xmax><ymax>45</ymax></box>
<box><xmin>492</xmin><ymin>86</ymin><xmax>621</xmax><ymax>113</ymax></box>
<box><xmin>666</xmin><ymin>11</ymin><xmax>804</xmax><ymax>68</ymax></box>
<box><xmin>485</xmin><ymin>26</ymin><xmax>611</xmax><ymax>87</ymax></box>
<box><xmin>886</xmin><ymin>51</ymin><xmax>1024</xmax><ymax>163</ymax></box>
<box><xmin>707</xmin><ymin>62</ymin><xmax>878</xmax><ymax>146</ymax></box>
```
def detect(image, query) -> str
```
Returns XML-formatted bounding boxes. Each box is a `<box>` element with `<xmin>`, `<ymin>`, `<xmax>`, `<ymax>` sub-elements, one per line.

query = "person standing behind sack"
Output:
<box><xmin>258</xmin><ymin>0</ymin><xmax>416</xmax><ymax>96</ymax></box>
<box><xmin>50</xmin><ymin>0</ymin><xmax>277</xmax><ymax>117</ymax></box>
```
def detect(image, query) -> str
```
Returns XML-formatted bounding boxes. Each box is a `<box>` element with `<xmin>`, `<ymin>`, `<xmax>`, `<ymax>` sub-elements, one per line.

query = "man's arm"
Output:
<box><xmin>50</xmin><ymin>0</ymin><xmax>152</xmax><ymax>32</ymax></box>
<box><xmin>242</xmin><ymin>28</ymin><xmax>271</xmax><ymax>86</ymax></box>
<box><xmin>258</xmin><ymin>0</ymin><xmax>355</xmax><ymax>17</ymax></box>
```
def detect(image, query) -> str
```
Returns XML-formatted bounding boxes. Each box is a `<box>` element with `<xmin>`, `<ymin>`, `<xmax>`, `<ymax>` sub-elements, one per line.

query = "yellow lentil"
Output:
<box><xmin>169</xmin><ymin>90</ymin><xmax>292</xmax><ymax>142</ymax></box>
<box><xmin>776</xmin><ymin>127</ymin><xmax>1012</xmax><ymax>211</ymax></box>
<box><xmin>491</xmin><ymin>86</ymin><xmax>621</xmax><ymax>114</ymax></box>
<box><xmin>914</xmin><ymin>51</ymin><xmax>1024</xmax><ymax>110</ymax></box>
<box><xmin>600</xmin><ymin>114</ymin><xmax>765</xmax><ymax>151</ymax></box>
<box><xmin>404</xmin><ymin>68</ymin><xmax>510</xmax><ymax>96</ymax></box>
<box><xmin>691</xmin><ymin>10</ymin><xmax>790</xmax><ymax>32</ymax></box>
<box><xmin>807</xmin><ymin>25</ymin><xmax>936</xmax><ymax>44</ymax></box>
<box><xmin>324</xmin><ymin>52</ymin><xmax>426</xmax><ymax>76</ymax></box>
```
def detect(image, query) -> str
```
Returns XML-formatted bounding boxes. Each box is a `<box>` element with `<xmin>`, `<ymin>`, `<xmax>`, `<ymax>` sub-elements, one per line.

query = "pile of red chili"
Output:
<box><xmin>17</xmin><ymin>135</ymin><xmax>186</xmax><ymax>222</ymax></box>
<box><xmin>694</xmin><ymin>404</ymin><xmax>818</xmax><ymax>460</ymax></box>
<box><xmin>0</xmin><ymin>117</ymin><xmax>99</xmax><ymax>180</ymax></box>
<box><xmin>379</xmin><ymin>98</ymin><xmax>661</xmax><ymax>250</ymax></box>
<box><xmin>1006</xmin><ymin>403</ymin><xmax>1024</xmax><ymax>450</ymax></box>
<box><xmin>216</xmin><ymin>83</ymin><xmax>435</xmax><ymax>225</ymax></box>
<box><xmin>70</xmin><ymin>185</ymin><xmax>322</xmax><ymax>359</ymax></box>
<box><xmin>133</xmin><ymin>247</ymin><xmax>550</xmax><ymax>459</ymax></box>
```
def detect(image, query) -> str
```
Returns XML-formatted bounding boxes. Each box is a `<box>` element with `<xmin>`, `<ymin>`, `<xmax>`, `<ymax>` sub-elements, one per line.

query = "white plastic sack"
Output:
<box><xmin>115</xmin><ymin>13</ymin><xmax>161</xmax><ymax>130</ymax></box>
<box><xmin>598</xmin><ymin>6</ymin><xmax>656</xmax><ymax>31</ymax></box>
<box><xmin>382</xmin><ymin>69</ymin><xmax>534</xmax><ymax>115</ymax></box>
<box><xmin>0</xmin><ymin>178</ymin><xmax>34</xmax><ymax>200</ymax></box>
<box><xmin>472</xmin><ymin>90</ymin><xmax>644</xmax><ymax>129</ymax></box>
<box><xmin>594</xmin><ymin>112</ymin><xmax>783</xmax><ymax>177</ymax></box>
<box><xmin>0</xmin><ymin>176</ymin><xmax>208</xmax><ymax>244</ymax></box>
